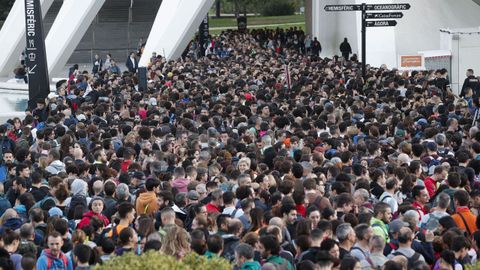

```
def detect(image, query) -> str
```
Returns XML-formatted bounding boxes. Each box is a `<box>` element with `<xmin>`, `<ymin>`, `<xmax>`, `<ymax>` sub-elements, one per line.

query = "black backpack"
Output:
<box><xmin>392</xmin><ymin>250</ymin><xmax>422</xmax><ymax>268</ymax></box>
<box><xmin>66</xmin><ymin>194</ymin><xmax>87</xmax><ymax>219</ymax></box>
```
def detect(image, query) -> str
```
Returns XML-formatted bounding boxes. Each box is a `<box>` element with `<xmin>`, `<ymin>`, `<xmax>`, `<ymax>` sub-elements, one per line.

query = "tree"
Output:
<box><xmin>215</xmin><ymin>0</ymin><xmax>221</xmax><ymax>18</ymax></box>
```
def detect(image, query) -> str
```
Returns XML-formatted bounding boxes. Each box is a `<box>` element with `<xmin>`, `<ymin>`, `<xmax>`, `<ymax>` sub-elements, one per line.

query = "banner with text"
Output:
<box><xmin>25</xmin><ymin>0</ymin><xmax>50</xmax><ymax>110</ymax></box>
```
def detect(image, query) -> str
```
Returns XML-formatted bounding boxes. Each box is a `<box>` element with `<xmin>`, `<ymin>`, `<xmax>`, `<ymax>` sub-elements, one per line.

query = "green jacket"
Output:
<box><xmin>265</xmin><ymin>255</ymin><xmax>294</xmax><ymax>270</ymax></box>
<box><xmin>371</xmin><ymin>217</ymin><xmax>389</xmax><ymax>243</ymax></box>
<box><xmin>241</xmin><ymin>261</ymin><xmax>262</xmax><ymax>270</ymax></box>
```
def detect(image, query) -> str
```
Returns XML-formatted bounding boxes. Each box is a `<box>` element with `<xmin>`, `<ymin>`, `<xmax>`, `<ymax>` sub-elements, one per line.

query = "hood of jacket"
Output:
<box><xmin>172</xmin><ymin>178</ymin><xmax>190</xmax><ymax>192</ymax></box>
<box><xmin>45</xmin><ymin>160</ymin><xmax>66</xmax><ymax>175</ymax></box>
<box><xmin>71</xmin><ymin>179</ymin><xmax>88</xmax><ymax>196</ymax></box>
<box><xmin>137</xmin><ymin>191</ymin><xmax>157</xmax><ymax>205</ymax></box>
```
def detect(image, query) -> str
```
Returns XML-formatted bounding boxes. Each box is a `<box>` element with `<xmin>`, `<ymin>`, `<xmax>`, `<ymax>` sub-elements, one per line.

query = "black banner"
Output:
<box><xmin>198</xmin><ymin>15</ymin><xmax>209</xmax><ymax>56</ymax></box>
<box><xmin>237</xmin><ymin>16</ymin><xmax>247</xmax><ymax>32</ymax></box>
<box><xmin>25</xmin><ymin>0</ymin><xmax>50</xmax><ymax>110</ymax></box>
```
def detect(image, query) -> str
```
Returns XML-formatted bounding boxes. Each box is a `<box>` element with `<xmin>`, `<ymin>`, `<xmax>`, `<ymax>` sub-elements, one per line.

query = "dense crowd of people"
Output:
<box><xmin>0</xmin><ymin>26</ymin><xmax>480</xmax><ymax>270</ymax></box>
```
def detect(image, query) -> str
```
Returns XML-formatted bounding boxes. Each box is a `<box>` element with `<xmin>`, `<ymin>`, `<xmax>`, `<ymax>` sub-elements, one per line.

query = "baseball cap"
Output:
<box><xmin>389</xmin><ymin>219</ymin><xmax>409</xmax><ymax>233</ymax></box>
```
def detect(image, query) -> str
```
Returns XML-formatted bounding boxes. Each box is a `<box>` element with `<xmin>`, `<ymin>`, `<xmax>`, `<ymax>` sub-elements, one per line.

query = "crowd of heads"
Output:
<box><xmin>0</xmin><ymin>26</ymin><xmax>478</xmax><ymax>270</ymax></box>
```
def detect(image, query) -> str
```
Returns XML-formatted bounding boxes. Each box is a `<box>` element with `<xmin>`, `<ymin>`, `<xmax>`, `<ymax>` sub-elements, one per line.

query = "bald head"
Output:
<box><xmin>93</xmin><ymin>180</ymin><xmax>104</xmax><ymax>195</ymax></box>
<box><xmin>269</xmin><ymin>217</ymin><xmax>284</xmax><ymax>228</ymax></box>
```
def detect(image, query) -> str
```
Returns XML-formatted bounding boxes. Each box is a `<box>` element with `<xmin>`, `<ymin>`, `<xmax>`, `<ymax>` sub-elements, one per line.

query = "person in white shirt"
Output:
<box><xmin>379</xmin><ymin>178</ymin><xmax>399</xmax><ymax>214</ymax></box>
<box><xmin>221</xmin><ymin>191</ymin><xmax>243</xmax><ymax>218</ymax></box>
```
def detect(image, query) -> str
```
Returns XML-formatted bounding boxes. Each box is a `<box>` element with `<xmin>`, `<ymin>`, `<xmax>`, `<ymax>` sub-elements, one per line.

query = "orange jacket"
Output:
<box><xmin>452</xmin><ymin>207</ymin><xmax>477</xmax><ymax>234</ymax></box>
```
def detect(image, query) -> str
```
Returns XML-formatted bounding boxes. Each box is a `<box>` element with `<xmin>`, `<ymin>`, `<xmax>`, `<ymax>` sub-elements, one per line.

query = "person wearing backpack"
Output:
<box><xmin>451</xmin><ymin>190</ymin><xmax>477</xmax><ymax>236</ymax></box>
<box><xmin>419</xmin><ymin>192</ymin><xmax>450</xmax><ymax>231</ymax></box>
<box><xmin>259</xmin><ymin>235</ymin><xmax>294</xmax><ymax>270</ymax></box>
<box><xmin>379</xmin><ymin>178</ymin><xmax>399</xmax><ymax>214</ymax></box>
<box><xmin>387</xmin><ymin>227</ymin><xmax>425</xmax><ymax>266</ymax></box>
<box><xmin>36</xmin><ymin>231</ymin><xmax>73</xmax><ymax>270</ymax></box>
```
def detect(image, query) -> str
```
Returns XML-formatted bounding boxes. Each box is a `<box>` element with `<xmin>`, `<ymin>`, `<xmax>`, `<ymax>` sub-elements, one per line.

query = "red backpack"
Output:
<box><xmin>46</xmin><ymin>251</ymin><xmax>69</xmax><ymax>270</ymax></box>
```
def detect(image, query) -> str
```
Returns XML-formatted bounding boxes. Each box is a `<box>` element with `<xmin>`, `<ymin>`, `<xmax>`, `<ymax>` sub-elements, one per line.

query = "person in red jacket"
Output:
<box><xmin>423</xmin><ymin>166</ymin><xmax>447</xmax><ymax>198</ymax></box>
<box><xmin>77</xmin><ymin>197</ymin><xmax>109</xmax><ymax>229</ymax></box>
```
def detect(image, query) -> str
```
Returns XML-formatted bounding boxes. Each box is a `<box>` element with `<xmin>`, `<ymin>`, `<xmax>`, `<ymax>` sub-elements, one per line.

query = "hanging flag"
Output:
<box><xmin>284</xmin><ymin>63</ymin><xmax>292</xmax><ymax>91</ymax></box>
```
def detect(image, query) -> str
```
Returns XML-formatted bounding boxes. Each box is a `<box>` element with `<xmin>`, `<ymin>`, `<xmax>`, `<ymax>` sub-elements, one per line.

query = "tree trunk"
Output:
<box><xmin>215</xmin><ymin>0</ymin><xmax>220</xmax><ymax>18</ymax></box>
<box><xmin>234</xmin><ymin>0</ymin><xmax>239</xmax><ymax>18</ymax></box>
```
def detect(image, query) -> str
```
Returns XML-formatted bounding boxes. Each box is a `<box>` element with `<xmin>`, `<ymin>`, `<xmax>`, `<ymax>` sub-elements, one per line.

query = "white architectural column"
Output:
<box><xmin>45</xmin><ymin>0</ymin><xmax>105</xmax><ymax>77</ymax></box>
<box><xmin>0</xmin><ymin>0</ymin><xmax>54</xmax><ymax>77</ymax></box>
<box><xmin>139</xmin><ymin>0</ymin><xmax>181</xmax><ymax>67</ymax></box>
<box><xmin>140</xmin><ymin>0</ymin><xmax>215</xmax><ymax>65</ymax></box>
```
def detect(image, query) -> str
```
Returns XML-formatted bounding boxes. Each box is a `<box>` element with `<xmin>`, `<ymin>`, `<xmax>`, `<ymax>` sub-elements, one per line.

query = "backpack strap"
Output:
<box><xmin>380</xmin><ymin>194</ymin><xmax>392</xmax><ymax>202</ymax></box>
<box><xmin>230</xmin><ymin>208</ymin><xmax>238</xmax><ymax>218</ymax></box>
<box><xmin>351</xmin><ymin>246</ymin><xmax>367</xmax><ymax>257</ymax></box>
<box><xmin>410</xmin><ymin>252</ymin><xmax>421</xmax><ymax>262</ymax></box>
<box><xmin>391</xmin><ymin>250</ymin><xmax>407</xmax><ymax>258</ymax></box>
<box><xmin>457</xmin><ymin>212</ymin><xmax>472</xmax><ymax>236</ymax></box>
<box><xmin>388</xmin><ymin>242</ymin><xmax>398</xmax><ymax>250</ymax></box>
<box><xmin>111</xmin><ymin>225</ymin><xmax>118</xmax><ymax>240</ymax></box>
<box><xmin>46</xmin><ymin>250</ymin><xmax>68</xmax><ymax>269</ymax></box>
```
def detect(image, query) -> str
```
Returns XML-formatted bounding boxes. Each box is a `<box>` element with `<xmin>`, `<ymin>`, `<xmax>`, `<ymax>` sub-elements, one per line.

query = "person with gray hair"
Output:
<box><xmin>115</xmin><ymin>183</ymin><xmax>131</xmax><ymax>201</ymax></box>
<box><xmin>369</xmin><ymin>235</ymin><xmax>387</xmax><ymax>268</ymax></box>
<box><xmin>18</xmin><ymin>223</ymin><xmax>37</xmax><ymax>256</ymax></box>
<box><xmin>353</xmin><ymin>188</ymin><xmax>371</xmax><ymax>212</ymax></box>
<box><xmin>234</xmin><ymin>243</ymin><xmax>261</xmax><ymax>270</ymax></box>
<box><xmin>419</xmin><ymin>192</ymin><xmax>450</xmax><ymax>231</ymax></box>
<box><xmin>336</xmin><ymin>223</ymin><xmax>356</xmax><ymax>259</ymax></box>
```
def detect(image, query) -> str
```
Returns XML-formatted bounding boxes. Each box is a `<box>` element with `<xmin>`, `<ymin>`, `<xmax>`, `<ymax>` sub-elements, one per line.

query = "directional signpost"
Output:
<box><xmin>366</xmin><ymin>12</ymin><xmax>403</xmax><ymax>19</ymax></box>
<box><xmin>324</xmin><ymin>3</ymin><xmax>411</xmax><ymax>79</ymax></box>
<box><xmin>324</xmin><ymin>5</ymin><xmax>361</xmax><ymax>12</ymax></box>
<box><xmin>366</xmin><ymin>20</ymin><xmax>397</xmax><ymax>27</ymax></box>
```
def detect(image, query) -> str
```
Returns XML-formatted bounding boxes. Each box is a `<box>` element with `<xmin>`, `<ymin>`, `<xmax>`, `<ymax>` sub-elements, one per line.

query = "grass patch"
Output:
<box><xmin>209</xmin><ymin>14</ymin><xmax>305</xmax><ymax>28</ymax></box>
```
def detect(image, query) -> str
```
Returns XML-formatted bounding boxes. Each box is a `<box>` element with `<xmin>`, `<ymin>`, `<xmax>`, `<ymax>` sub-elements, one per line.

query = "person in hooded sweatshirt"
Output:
<box><xmin>77</xmin><ymin>197</ymin><xmax>109</xmax><ymax>230</ymax></box>
<box><xmin>45</xmin><ymin>150</ymin><xmax>66</xmax><ymax>176</ymax></box>
<box><xmin>65</xmin><ymin>179</ymin><xmax>91</xmax><ymax>220</ymax></box>
<box><xmin>135</xmin><ymin>178</ymin><xmax>160</xmax><ymax>216</ymax></box>
<box><xmin>172</xmin><ymin>167</ymin><xmax>189</xmax><ymax>193</ymax></box>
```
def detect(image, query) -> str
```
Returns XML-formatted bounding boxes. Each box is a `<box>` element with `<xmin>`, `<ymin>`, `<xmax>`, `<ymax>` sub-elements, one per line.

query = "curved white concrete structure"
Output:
<box><xmin>45</xmin><ymin>0</ymin><xmax>105</xmax><ymax>77</ymax></box>
<box><xmin>140</xmin><ymin>0</ymin><xmax>215</xmax><ymax>65</ymax></box>
<box><xmin>0</xmin><ymin>0</ymin><xmax>54</xmax><ymax>77</ymax></box>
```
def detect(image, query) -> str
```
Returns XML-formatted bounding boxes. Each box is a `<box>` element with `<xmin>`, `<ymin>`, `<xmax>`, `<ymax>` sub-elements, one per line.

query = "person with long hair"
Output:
<box><xmin>160</xmin><ymin>226</ymin><xmax>191</xmax><ymax>259</ymax></box>
<box><xmin>249</xmin><ymin>208</ymin><xmax>264</xmax><ymax>234</ymax></box>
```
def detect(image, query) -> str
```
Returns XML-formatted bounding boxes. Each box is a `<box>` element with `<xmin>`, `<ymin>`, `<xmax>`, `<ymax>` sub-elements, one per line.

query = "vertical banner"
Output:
<box><xmin>25</xmin><ymin>0</ymin><xmax>50</xmax><ymax>110</ymax></box>
<box><xmin>198</xmin><ymin>15</ymin><xmax>209</xmax><ymax>57</ymax></box>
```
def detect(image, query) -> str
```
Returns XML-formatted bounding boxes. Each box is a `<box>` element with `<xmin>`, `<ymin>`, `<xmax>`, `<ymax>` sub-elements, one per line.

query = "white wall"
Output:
<box><xmin>0</xmin><ymin>0</ymin><xmax>54</xmax><ymax>77</ymax></box>
<box><xmin>312</xmin><ymin>0</ymin><xmax>480</xmax><ymax>68</ymax></box>
<box><xmin>45</xmin><ymin>0</ymin><xmax>105</xmax><ymax>77</ymax></box>
<box><xmin>451</xmin><ymin>33</ymin><xmax>480</xmax><ymax>94</ymax></box>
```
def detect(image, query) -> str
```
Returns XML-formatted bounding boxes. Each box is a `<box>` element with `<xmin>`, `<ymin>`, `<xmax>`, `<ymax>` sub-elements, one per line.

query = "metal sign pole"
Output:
<box><xmin>361</xmin><ymin>3</ymin><xmax>366</xmax><ymax>80</ymax></box>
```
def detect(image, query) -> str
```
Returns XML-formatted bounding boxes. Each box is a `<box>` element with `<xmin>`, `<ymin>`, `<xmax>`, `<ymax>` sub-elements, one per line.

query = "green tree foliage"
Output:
<box><xmin>94</xmin><ymin>252</ymin><xmax>232</xmax><ymax>270</ymax></box>
<box><xmin>0</xmin><ymin>0</ymin><xmax>14</xmax><ymax>21</ymax></box>
<box><xmin>261</xmin><ymin>0</ymin><xmax>296</xmax><ymax>16</ymax></box>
